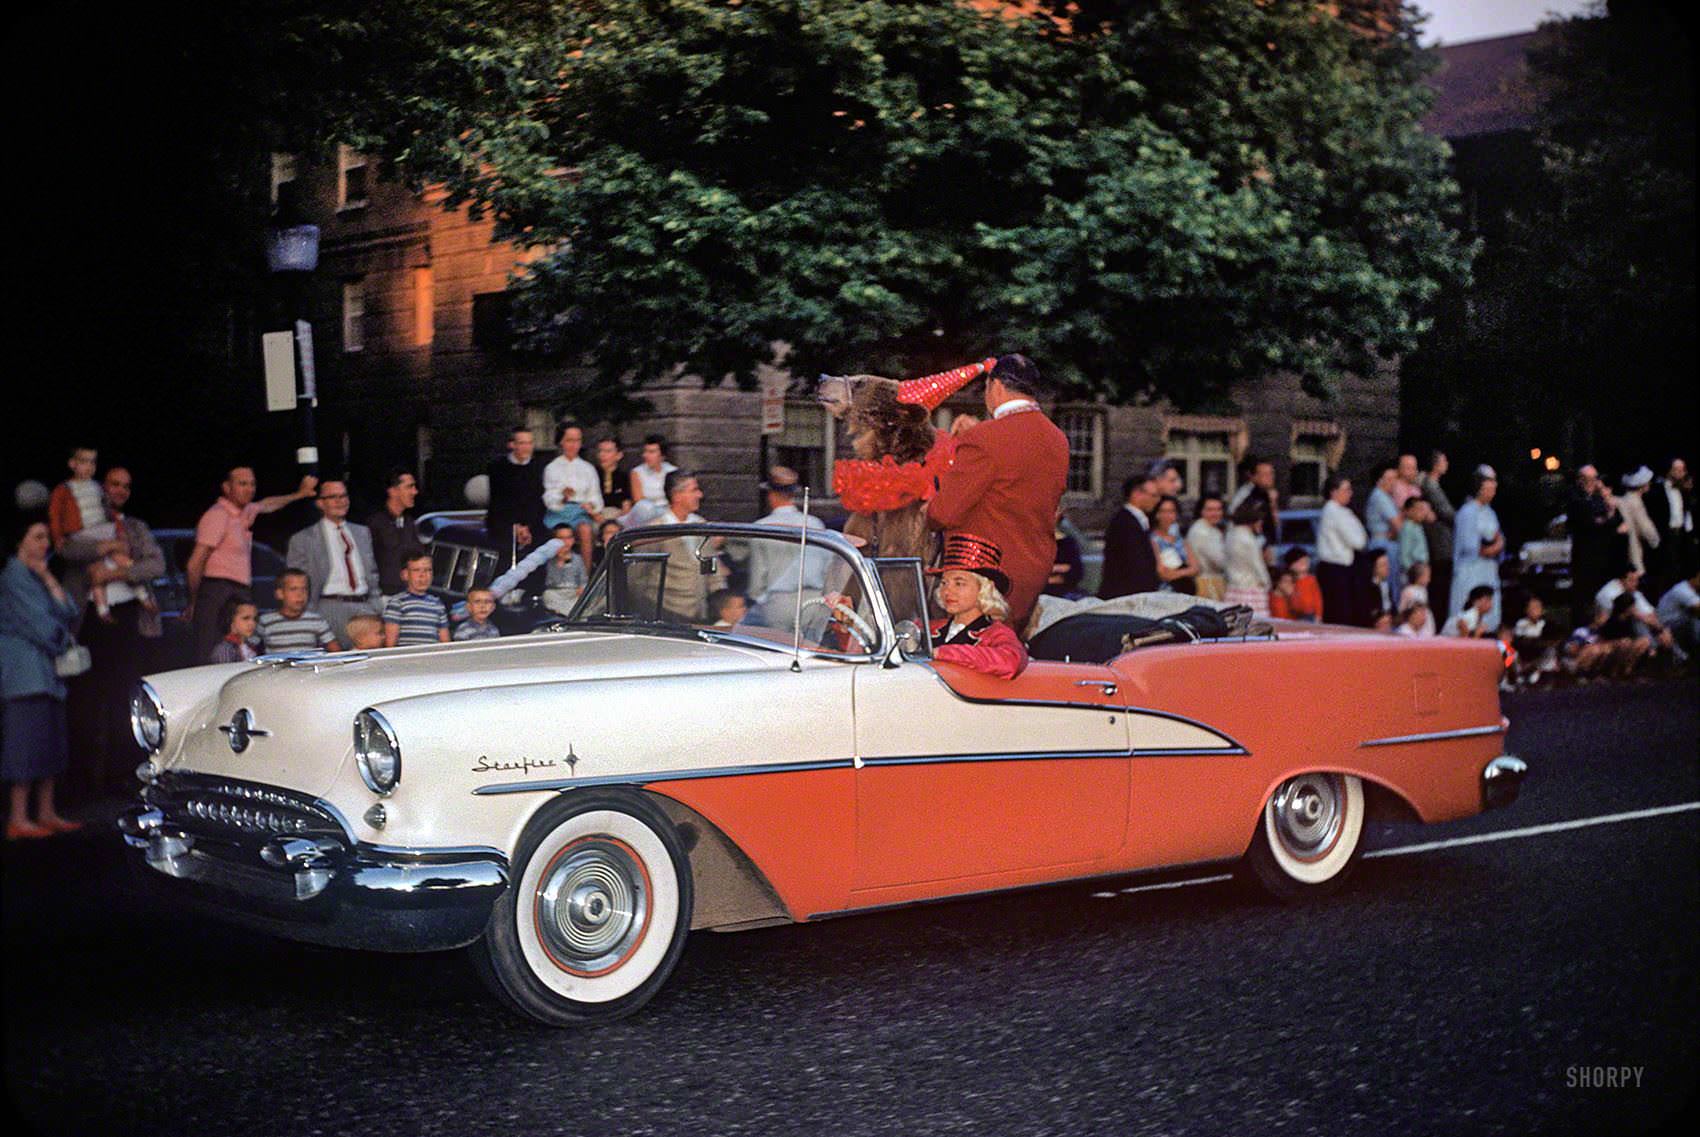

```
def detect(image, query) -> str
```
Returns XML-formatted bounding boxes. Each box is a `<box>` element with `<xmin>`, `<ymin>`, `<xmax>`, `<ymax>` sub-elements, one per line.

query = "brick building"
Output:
<box><xmin>282</xmin><ymin>142</ymin><xmax>1392</xmax><ymax>532</ymax></box>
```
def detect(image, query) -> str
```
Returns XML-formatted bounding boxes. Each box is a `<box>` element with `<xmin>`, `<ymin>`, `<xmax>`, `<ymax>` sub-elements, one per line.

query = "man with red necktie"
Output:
<box><xmin>927</xmin><ymin>353</ymin><xmax>1069</xmax><ymax>632</ymax></box>
<box><xmin>286</xmin><ymin>479</ymin><xmax>383</xmax><ymax>646</ymax></box>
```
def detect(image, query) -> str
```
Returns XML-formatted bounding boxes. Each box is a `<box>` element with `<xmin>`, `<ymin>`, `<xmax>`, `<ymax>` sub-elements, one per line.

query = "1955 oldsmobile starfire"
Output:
<box><xmin>120</xmin><ymin>523</ymin><xmax>1527</xmax><ymax>1025</ymax></box>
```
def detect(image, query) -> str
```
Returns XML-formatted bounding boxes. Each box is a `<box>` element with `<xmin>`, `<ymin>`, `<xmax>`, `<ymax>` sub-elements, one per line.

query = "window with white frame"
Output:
<box><xmin>337</xmin><ymin>144</ymin><xmax>369</xmax><ymax>210</ymax></box>
<box><xmin>340</xmin><ymin>279</ymin><xmax>365</xmax><ymax>353</ymax></box>
<box><xmin>1290</xmin><ymin>436</ymin><xmax>1331</xmax><ymax>500</ymax></box>
<box><xmin>270</xmin><ymin>152</ymin><xmax>298</xmax><ymax>206</ymax></box>
<box><xmin>1166</xmin><ymin>430</ymin><xmax>1236</xmax><ymax>500</ymax></box>
<box><xmin>1056</xmin><ymin>407</ymin><xmax>1104</xmax><ymax>496</ymax></box>
<box><xmin>775</xmin><ymin>400</ymin><xmax>839</xmax><ymax>497</ymax></box>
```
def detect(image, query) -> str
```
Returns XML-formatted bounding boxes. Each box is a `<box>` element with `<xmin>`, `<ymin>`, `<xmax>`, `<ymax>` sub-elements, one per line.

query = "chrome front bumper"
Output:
<box><xmin>118</xmin><ymin>792</ymin><xmax>508</xmax><ymax>953</ymax></box>
<box><xmin>1481</xmin><ymin>755</ymin><xmax>1528</xmax><ymax>811</ymax></box>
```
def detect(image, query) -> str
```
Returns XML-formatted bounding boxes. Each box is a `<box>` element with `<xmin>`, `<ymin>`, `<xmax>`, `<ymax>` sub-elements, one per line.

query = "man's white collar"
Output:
<box><xmin>992</xmin><ymin>398</ymin><xmax>1039</xmax><ymax>420</ymax></box>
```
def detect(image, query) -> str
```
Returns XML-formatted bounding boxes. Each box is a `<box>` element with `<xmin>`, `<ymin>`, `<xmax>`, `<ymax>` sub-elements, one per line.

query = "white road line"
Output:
<box><xmin>1117</xmin><ymin>874</ymin><xmax>1234</xmax><ymax>896</ymax></box>
<box><xmin>1090</xmin><ymin>802</ymin><xmax>1700</xmax><ymax>899</ymax></box>
<box><xmin>1362</xmin><ymin>801</ymin><xmax>1700</xmax><ymax>859</ymax></box>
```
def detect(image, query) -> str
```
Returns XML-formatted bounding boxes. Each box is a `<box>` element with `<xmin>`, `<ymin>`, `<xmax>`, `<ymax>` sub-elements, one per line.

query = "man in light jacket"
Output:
<box><xmin>286</xmin><ymin>479</ymin><xmax>382</xmax><ymax>646</ymax></box>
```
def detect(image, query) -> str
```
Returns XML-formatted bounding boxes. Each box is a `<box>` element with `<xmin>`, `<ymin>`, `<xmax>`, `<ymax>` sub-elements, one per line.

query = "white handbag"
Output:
<box><xmin>53</xmin><ymin>644</ymin><xmax>92</xmax><ymax>678</ymax></box>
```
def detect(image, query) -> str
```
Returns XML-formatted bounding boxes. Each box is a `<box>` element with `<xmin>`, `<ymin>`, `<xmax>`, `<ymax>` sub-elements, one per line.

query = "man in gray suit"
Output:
<box><xmin>286</xmin><ymin>479</ymin><xmax>382</xmax><ymax>645</ymax></box>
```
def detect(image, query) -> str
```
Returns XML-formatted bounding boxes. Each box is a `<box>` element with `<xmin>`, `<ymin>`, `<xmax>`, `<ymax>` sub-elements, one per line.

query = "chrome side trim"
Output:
<box><xmin>920</xmin><ymin>668</ymin><xmax>1248</xmax><ymax>753</ymax></box>
<box><xmin>1132</xmin><ymin>747</ymin><xmax>1250</xmax><ymax>757</ymax></box>
<box><xmin>1359</xmin><ymin>723</ymin><xmax>1506</xmax><ymax>748</ymax></box>
<box><xmin>471</xmin><ymin>758</ymin><xmax>857</xmax><ymax>796</ymax></box>
<box><xmin>472</xmin><ymin>743</ymin><xmax>1256</xmax><ymax>794</ymax></box>
<box><xmin>862</xmin><ymin>749</ymin><xmax>1129</xmax><ymax>767</ymax></box>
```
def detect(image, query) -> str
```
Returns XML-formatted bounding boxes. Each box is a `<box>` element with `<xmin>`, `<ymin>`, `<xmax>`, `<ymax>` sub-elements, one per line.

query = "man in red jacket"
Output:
<box><xmin>927</xmin><ymin>354</ymin><xmax>1069</xmax><ymax>630</ymax></box>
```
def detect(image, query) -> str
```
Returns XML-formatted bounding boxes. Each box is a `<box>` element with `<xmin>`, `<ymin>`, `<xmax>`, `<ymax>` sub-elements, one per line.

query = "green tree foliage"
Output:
<box><xmin>379</xmin><ymin>0</ymin><xmax>1469</xmax><ymax>405</ymax></box>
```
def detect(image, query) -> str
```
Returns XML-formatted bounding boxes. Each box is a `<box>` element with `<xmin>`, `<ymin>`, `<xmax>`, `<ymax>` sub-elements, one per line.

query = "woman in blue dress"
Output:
<box><xmin>1450</xmin><ymin>466</ymin><xmax>1505</xmax><ymax>630</ymax></box>
<box><xmin>1365</xmin><ymin>463</ymin><xmax>1403</xmax><ymax>588</ymax></box>
<box><xmin>2</xmin><ymin>511</ymin><xmax>83</xmax><ymax>839</ymax></box>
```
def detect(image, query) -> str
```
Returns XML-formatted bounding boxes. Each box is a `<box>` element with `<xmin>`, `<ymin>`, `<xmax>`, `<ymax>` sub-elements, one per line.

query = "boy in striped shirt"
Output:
<box><xmin>384</xmin><ymin>552</ymin><xmax>450</xmax><ymax>646</ymax></box>
<box><xmin>258</xmin><ymin>569</ymin><xmax>340</xmax><ymax>653</ymax></box>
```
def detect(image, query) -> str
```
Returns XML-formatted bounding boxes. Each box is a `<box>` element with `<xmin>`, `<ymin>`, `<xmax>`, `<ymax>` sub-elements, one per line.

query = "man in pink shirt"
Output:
<box><xmin>186</xmin><ymin>466</ymin><xmax>316</xmax><ymax>661</ymax></box>
<box><xmin>1391</xmin><ymin>453</ymin><xmax>1422</xmax><ymax>511</ymax></box>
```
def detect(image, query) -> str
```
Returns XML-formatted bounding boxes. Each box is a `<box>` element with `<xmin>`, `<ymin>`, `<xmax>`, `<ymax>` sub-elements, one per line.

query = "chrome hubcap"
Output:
<box><xmin>537</xmin><ymin>839</ymin><xmax>647</xmax><ymax>972</ymax></box>
<box><xmin>1271</xmin><ymin>774</ymin><xmax>1343</xmax><ymax>857</ymax></box>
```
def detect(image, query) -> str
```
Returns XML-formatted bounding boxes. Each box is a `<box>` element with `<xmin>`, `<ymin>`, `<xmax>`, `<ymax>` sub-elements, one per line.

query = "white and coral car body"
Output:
<box><xmin>122</xmin><ymin>523</ymin><xmax>1527</xmax><ymax>1024</ymax></box>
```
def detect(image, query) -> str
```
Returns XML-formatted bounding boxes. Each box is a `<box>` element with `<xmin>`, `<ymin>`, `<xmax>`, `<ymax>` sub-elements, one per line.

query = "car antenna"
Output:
<box><xmin>791</xmin><ymin>487</ymin><xmax>809</xmax><ymax>672</ymax></box>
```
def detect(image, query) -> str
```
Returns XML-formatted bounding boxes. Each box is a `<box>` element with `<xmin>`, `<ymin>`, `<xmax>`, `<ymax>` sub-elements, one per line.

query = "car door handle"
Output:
<box><xmin>1075</xmin><ymin>680</ymin><xmax>1117</xmax><ymax>697</ymax></box>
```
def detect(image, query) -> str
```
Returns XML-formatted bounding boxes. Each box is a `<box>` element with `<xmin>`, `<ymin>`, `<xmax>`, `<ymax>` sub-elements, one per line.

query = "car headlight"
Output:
<box><xmin>130</xmin><ymin>681</ymin><xmax>165</xmax><ymax>754</ymax></box>
<box><xmin>354</xmin><ymin>709</ymin><xmax>401</xmax><ymax>795</ymax></box>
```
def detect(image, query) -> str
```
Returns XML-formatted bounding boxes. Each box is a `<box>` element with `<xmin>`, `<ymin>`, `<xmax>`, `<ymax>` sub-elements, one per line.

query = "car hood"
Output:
<box><xmin>160</xmin><ymin>630</ymin><xmax>780</xmax><ymax>799</ymax></box>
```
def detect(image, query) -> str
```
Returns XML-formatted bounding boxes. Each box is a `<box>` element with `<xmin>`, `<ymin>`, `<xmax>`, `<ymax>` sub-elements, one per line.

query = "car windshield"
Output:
<box><xmin>569</xmin><ymin>526</ymin><xmax>882</xmax><ymax>657</ymax></box>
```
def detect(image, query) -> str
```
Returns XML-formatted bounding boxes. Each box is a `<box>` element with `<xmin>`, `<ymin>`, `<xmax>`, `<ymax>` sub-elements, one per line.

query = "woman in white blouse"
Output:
<box><xmin>1223</xmin><ymin>499</ymin><xmax>1272</xmax><ymax>616</ymax></box>
<box><xmin>627</xmin><ymin>434</ymin><xmax>679</xmax><ymax>524</ymax></box>
<box><xmin>1316</xmin><ymin>474</ymin><xmax>1367</xmax><ymax>625</ymax></box>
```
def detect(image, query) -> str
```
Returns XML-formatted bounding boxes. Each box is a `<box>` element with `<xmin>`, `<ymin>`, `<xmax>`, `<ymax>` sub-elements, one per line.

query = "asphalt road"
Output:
<box><xmin>5</xmin><ymin>679</ymin><xmax>1696</xmax><ymax>1136</ymax></box>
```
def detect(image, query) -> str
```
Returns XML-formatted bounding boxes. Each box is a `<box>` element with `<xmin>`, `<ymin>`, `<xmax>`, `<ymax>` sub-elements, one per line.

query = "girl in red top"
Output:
<box><xmin>928</xmin><ymin>533</ymin><xmax>1029</xmax><ymax>679</ymax></box>
<box><xmin>1282</xmin><ymin>548</ymin><xmax>1325</xmax><ymax>623</ymax></box>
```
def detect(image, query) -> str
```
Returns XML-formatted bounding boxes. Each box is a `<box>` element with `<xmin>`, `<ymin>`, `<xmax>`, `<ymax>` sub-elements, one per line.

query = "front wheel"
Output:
<box><xmin>1237</xmin><ymin>772</ymin><xmax>1365</xmax><ymax>902</ymax></box>
<box><xmin>472</xmin><ymin>791</ymin><xmax>693</xmax><ymax>1026</ymax></box>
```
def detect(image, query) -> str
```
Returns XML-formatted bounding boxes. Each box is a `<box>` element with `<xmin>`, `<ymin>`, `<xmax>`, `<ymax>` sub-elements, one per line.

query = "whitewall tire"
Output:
<box><xmin>473</xmin><ymin>791</ymin><xmax>693</xmax><ymax>1026</ymax></box>
<box><xmin>1238</xmin><ymin>772</ymin><xmax>1365</xmax><ymax>902</ymax></box>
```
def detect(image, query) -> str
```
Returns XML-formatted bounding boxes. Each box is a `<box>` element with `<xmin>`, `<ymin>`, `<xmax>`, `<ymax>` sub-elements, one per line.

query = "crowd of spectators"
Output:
<box><xmin>1088</xmin><ymin>450</ymin><xmax>1696</xmax><ymax>685</ymax></box>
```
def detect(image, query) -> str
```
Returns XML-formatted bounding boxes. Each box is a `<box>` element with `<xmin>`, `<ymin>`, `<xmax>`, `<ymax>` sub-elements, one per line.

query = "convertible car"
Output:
<box><xmin>120</xmin><ymin>523</ymin><xmax>1527</xmax><ymax>1026</ymax></box>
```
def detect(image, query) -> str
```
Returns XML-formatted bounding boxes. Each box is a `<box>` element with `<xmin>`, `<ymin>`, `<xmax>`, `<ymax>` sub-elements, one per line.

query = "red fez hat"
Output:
<box><xmin>896</xmin><ymin>357</ymin><xmax>998</xmax><ymax>412</ymax></box>
<box><xmin>928</xmin><ymin>531</ymin><xmax>1010</xmax><ymax>594</ymax></box>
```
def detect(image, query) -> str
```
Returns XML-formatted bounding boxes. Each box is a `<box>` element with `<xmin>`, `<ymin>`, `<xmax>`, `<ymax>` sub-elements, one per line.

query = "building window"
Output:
<box><xmin>523</xmin><ymin>407</ymin><xmax>555</xmax><ymax>445</ymax></box>
<box><xmin>338</xmin><ymin>145</ymin><xmax>369</xmax><ymax>210</ymax></box>
<box><xmin>270</xmin><ymin>152</ymin><xmax>298</xmax><ymax>206</ymax></box>
<box><xmin>1166</xmin><ymin>430</ymin><xmax>1236</xmax><ymax>500</ymax></box>
<box><xmin>1289</xmin><ymin>421</ymin><xmax>1345</xmax><ymax>502</ymax></box>
<box><xmin>413</xmin><ymin>267</ymin><xmax>434</xmax><ymax>347</ymax></box>
<box><xmin>341</xmin><ymin>279</ymin><xmax>365</xmax><ymax>353</ymax></box>
<box><xmin>1056</xmin><ymin>408</ymin><xmax>1104</xmax><ymax>496</ymax></box>
<box><xmin>774</xmin><ymin>400</ymin><xmax>838</xmax><ymax>497</ymax></box>
<box><xmin>472</xmin><ymin>290</ymin><xmax>513</xmax><ymax>352</ymax></box>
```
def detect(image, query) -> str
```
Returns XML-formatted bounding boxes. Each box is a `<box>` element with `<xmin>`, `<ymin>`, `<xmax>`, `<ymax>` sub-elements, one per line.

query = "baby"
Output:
<box><xmin>49</xmin><ymin>446</ymin><xmax>145</xmax><ymax>622</ymax></box>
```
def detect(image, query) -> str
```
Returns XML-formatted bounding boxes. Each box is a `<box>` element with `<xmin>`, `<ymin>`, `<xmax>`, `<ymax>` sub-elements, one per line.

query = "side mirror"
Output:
<box><xmin>886</xmin><ymin>619</ymin><xmax>927</xmax><ymax>667</ymax></box>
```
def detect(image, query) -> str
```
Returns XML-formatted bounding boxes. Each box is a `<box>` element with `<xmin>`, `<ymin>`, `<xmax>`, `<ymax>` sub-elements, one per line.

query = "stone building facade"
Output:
<box><xmin>284</xmin><ymin>148</ymin><xmax>1390</xmax><ymax>533</ymax></box>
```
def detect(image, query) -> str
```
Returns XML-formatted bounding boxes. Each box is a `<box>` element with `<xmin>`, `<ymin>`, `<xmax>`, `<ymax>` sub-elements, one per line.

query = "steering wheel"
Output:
<box><xmin>797</xmin><ymin>597</ymin><xmax>878</xmax><ymax>653</ymax></box>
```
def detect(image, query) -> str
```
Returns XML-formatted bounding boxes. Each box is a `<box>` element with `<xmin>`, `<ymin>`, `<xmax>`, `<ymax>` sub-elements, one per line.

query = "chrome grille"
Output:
<box><xmin>144</xmin><ymin>772</ymin><xmax>347</xmax><ymax>845</ymax></box>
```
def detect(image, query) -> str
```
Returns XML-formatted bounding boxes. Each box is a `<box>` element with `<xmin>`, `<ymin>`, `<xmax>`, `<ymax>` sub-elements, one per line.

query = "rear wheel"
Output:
<box><xmin>1238</xmin><ymin>772</ymin><xmax>1365</xmax><ymax>902</ymax></box>
<box><xmin>472</xmin><ymin>791</ymin><xmax>693</xmax><ymax>1026</ymax></box>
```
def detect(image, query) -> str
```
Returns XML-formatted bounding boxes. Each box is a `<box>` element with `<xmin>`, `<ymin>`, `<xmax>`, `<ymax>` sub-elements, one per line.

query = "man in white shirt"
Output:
<box><xmin>286</xmin><ymin>480</ymin><xmax>382</xmax><ymax>645</ymax></box>
<box><xmin>1595</xmin><ymin>567</ymin><xmax>1675</xmax><ymax>653</ymax></box>
<box><xmin>1655</xmin><ymin>569</ymin><xmax>1700</xmax><ymax>657</ymax></box>
<box><xmin>542</xmin><ymin>423</ymin><xmax>603</xmax><ymax>572</ymax></box>
<box><xmin>746</xmin><ymin>466</ymin><xmax>829</xmax><ymax>618</ymax></box>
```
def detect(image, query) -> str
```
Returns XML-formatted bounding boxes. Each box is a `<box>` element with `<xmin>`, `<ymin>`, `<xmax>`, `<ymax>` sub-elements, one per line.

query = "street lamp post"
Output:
<box><xmin>266</xmin><ymin>195</ymin><xmax>322</xmax><ymax>475</ymax></box>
